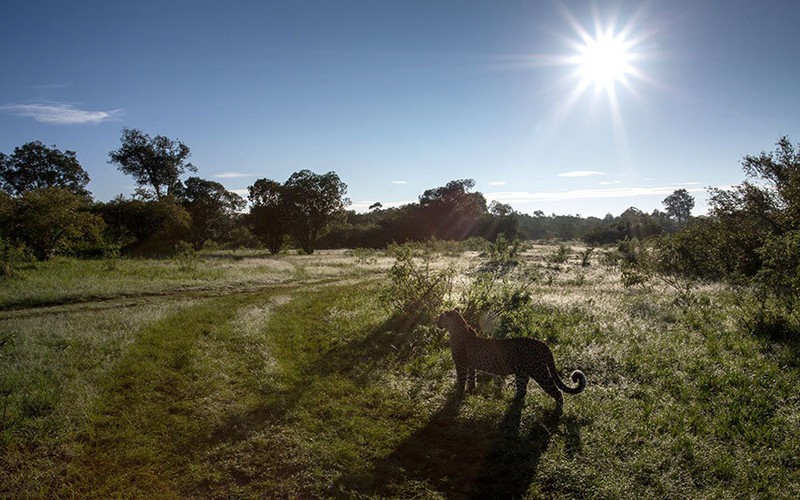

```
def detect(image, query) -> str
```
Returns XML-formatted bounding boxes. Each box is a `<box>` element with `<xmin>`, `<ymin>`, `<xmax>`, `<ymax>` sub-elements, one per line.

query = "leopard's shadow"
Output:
<box><xmin>334</xmin><ymin>389</ymin><xmax>582</xmax><ymax>499</ymax></box>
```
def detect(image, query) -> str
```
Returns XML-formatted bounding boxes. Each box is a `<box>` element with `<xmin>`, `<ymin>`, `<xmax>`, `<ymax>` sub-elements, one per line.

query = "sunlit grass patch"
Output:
<box><xmin>1</xmin><ymin>246</ymin><xmax>799</xmax><ymax>497</ymax></box>
<box><xmin>0</xmin><ymin>297</ymin><xmax>200</xmax><ymax>494</ymax></box>
<box><xmin>0</xmin><ymin>251</ymin><xmax>388</xmax><ymax>311</ymax></box>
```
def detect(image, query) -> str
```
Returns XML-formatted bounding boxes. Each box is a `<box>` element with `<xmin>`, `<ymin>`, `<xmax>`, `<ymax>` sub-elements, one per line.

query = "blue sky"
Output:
<box><xmin>2</xmin><ymin>0</ymin><xmax>799</xmax><ymax>217</ymax></box>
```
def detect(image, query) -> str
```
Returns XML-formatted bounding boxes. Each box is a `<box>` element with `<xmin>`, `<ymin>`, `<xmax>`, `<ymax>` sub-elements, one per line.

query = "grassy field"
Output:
<box><xmin>1</xmin><ymin>245</ymin><xmax>798</xmax><ymax>498</ymax></box>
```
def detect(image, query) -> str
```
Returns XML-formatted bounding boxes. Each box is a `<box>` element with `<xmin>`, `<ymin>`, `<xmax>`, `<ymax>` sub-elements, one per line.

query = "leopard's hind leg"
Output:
<box><xmin>514</xmin><ymin>374</ymin><xmax>529</xmax><ymax>400</ymax></box>
<box><xmin>456</xmin><ymin>366</ymin><xmax>477</xmax><ymax>393</ymax></box>
<box><xmin>466</xmin><ymin>368</ymin><xmax>477</xmax><ymax>392</ymax></box>
<box><xmin>533</xmin><ymin>372</ymin><xmax>564</xmax><ymax>410</ymax></box>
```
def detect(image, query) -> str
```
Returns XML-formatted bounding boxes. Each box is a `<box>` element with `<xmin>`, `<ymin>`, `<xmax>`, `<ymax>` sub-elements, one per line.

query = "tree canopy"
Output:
<box><xmin>176</xmin><ymin>177</ymin><xmax>245</xmax><ymax>248</ymax></box>
<box><xmin>662</xmin><ymin>188</ymin><xmax>695</xmax><ymax>226</ymax></box>
<box><xmin>418</xmin><ymin>179</ymin><xmax>487</xmax><ymax>240</ymax></box>
<box><xmin>247</xmin><ymin>170</ymin><xmax>349</xmax><ymax>254</ymax></box>
<box><xmin>108</xmin><ymin>128</ymin><xmax>196</xmax><ymax>200</ymax></box>
<box><xmin>4</xmin><ymin>188</ymin><xmax>104</xmax><ymax>259</ymax></box>
<box><xmin>0</xmin><ymin>141</ymin><xmax>90</xmax><ymax>197</ymax></box>
<box><xmin>248</xmin><ymin>178</ymin><xmax>286</xmax><ymax>254</ymax></box>
<box><xmin>94</xmin><ymin>196</ymin><xmax>192</xmax><ymax>256</ymax></box>
<box><xmin>282</xmin><ymin>170</ymin><xmax>349</xmax><ymax>254</ymax></box>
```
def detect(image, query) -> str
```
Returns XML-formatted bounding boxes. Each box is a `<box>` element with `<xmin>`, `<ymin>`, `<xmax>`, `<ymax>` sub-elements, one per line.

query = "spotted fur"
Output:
<box><xmin>436</xmin><ymin>309</ymin><xmax>586</xmax><ymax>408</ymax></box>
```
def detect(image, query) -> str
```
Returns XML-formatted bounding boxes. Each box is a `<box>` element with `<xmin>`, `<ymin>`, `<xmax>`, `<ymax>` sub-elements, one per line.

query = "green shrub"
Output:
<box><xmin>0</xmin><ymin>237</ymin><xmax>32</xmax><ymax>278</ymax></box>
<box><xmin>479</xmin><ymin>234</ymin><xmax>523</xmax><ymax>275</ymax></box>
<box><xmin>462</xmin><ymin>242</ymin><xmax>547</xmax><ymax>338</ymax></box>
<box><xmin>172</xmin><ymin>240</ymin><xmax>198</xmax><ymax>271</ymax></box>
<box><xmin>740</xmin><ymin>231</ymin><xmax>800</xmax><ymax>338</ymax></box>
<box><xmin>380</xmin><ymin>245</ymin><xmax>454</xmax><ymax>327</ymax></box>
<box><xmin>545</xmin><ymin>244</ymin><xmax>571</xmax><ymax>265</ymax></box>
<box><xmin>615</xmin><ymin>238</ymin><xmax>653</xmax><ymax>289</ymax></box>
<box><xmin>579</xmin><ymin>247</ymin><xmax>594</xmax><ymax>267</ymax></box>
<box><xmin>463</xmin><ymin>275</ymin><xmax>535</xmax><ymax>338</ymax></box>
<box><xmin>350</xmin><ymin>247</ymin><xmax>378</xmax><ymax>265</ymax></box>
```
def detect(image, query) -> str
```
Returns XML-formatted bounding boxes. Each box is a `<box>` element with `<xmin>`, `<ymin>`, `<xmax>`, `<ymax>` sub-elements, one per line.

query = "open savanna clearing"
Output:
<box><xmin>1</xmin><ymin>246</ymin><xmax>798</xmax><ymax>498</ymax></box>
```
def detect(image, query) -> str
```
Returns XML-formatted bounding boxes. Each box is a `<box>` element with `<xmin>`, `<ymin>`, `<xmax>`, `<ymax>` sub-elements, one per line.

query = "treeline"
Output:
<box><xmin>320</xmin><ymin>197</ymin><xmax>690</xmax><ymax>249</ymax></box>
<box><xmin>1</xmin><ymin>129</ymin><xmax>797</xmax><ymax>334</ymax></box>
<box><xmin>0</xmin><ymin>127</ymin><xmax>696</xmax><ymax>268</ymax></box>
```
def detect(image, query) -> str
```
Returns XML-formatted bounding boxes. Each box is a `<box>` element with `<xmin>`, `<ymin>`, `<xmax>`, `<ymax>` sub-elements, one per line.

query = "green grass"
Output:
<box><xmin>1</xmin><ymin>246</ymin><xmax>799</xmax><ymax>498</ymax></box>
<box><xmin>0</xmin><ymin>249</ymin><xmax>391</xmax><ymax>310</ymax></box>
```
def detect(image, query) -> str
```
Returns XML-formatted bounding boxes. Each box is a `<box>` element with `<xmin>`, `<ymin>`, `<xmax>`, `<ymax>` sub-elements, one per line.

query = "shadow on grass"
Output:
<box><xmin>335</xmin><ymin>391</ymin><xmax>582</xmax><ymax>499</ymax></box>
<box><xmin>204</xmin><ymin>308</ymin><xmax>583</xmax><ymax>498</ymax></box>
<box><xmin>204</xmin><ymin>313</ymin><xmax>429</xmax><ymax>446</ymax></box>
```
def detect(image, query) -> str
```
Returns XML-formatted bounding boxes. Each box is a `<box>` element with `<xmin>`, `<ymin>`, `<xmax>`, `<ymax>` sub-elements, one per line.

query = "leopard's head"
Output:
<box><xmin>436</xmin><ymin>309</ymin><xmax>462</xmax><ymax>330</ymax></box>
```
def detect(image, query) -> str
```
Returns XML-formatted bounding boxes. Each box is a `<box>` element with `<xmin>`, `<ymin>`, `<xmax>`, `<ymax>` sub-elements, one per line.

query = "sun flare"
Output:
<box><xmin>541</xmin><ymin>7</ymin><xmax>654</xmax><ymax>164</ymax></box>
<box><xmin>575</xmin><ymin>30</ymin><xmax>635</xmax><ymax>89</ymax></box>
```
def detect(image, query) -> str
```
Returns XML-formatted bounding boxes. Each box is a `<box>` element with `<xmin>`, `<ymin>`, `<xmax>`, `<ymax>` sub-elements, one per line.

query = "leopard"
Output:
<box><xmin>436</xmin><ymin>309</ymin><xmax>586</xmax><ymax>409</ymax></box>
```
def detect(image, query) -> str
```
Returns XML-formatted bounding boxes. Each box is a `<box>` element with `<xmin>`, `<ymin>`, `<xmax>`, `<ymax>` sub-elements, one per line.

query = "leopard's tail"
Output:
<box><xmin>548</xmin><ymin>356</ymin><xmax>586</xmax><ymax>395</ymax></box>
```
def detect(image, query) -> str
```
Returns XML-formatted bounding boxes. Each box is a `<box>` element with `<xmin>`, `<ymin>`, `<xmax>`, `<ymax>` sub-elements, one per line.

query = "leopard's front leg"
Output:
<box><xmin>455</xmin><ymin>365</ymin><xmax>468</xmax><ymax>392</ymax></box>
<box><xmin>466</xmin><ymin>368</ymin><xmax>477</xmax><ymax>392</ymax></box>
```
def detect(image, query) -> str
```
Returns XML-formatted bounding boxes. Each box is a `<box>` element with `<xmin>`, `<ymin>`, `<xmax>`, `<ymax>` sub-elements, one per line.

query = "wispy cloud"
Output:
<box><xmin>1</xmin><ymin>103</ymin><xmax>122</xmax><ymax>124</ymax></box>
<box><xmin>390</xmin><ymin>180</ymin><xmax>408</xmax><ymax>185</ymax></box>
<box><xmin>487</xmin><ymin>185</ymin><xmax>706</xmax><ymax>203</ymax></box>
<box><xmin>33</xmin><ymin>83</ymin><xmax>72</xmax><ymax>90</ymax></box>
<box><xmin>214</xmin><ymin>172</ymin><xmax>254</xmax><ymax>179</ymax></box>
<box><xmin>598</xmin><ymin>180</ymin><xmax>622</xmax><ymax>186</ymax></box>
<box><xmin>489</xmin><ymin>181</ymin><xmax>507</xmax><ymax>186</ymax></box>
<box><xmin>558</xmin><ymin>170</ymin><xmax>607</xmax><ymax>178</ymax></box>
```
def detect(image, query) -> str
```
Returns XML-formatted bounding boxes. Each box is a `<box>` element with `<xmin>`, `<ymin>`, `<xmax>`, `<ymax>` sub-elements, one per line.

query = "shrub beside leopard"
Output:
<box><xmin>436</xmin><ymin>309</ymin><xmax>586</xmax><ymax>409</ymax></box>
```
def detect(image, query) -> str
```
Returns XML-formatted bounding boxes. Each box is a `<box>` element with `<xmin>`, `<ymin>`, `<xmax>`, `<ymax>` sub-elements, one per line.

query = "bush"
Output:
<box><xmin>95</xmin><ymin>197</ymin><xmax>192</xmax><ymax>257</ymax></box>
<box><xmin>461</xmin><ymin>239</ymin><xmax>547</xmax><ymax>338</ymax></box>
<box><xmin>545</xmin><ymin>244</ymin><xmax>571</xmax><ymax>265</ymax></box>
<box><xmin>579</xmin><ymin>247</ymin><xmax>594</xmax><ymax>267</ymax></box>
<box><xmin>478</xmin><ymin>234</ymin><xmax>523</xmax><ymax>275</ymax></box>
<box><xmin>463</xmin><ymin>274</ymin><xmax>535</xmax><ymax>338</ymax></box>
<box><xmin>616</xmin><ymin>238</ymin><xmax>654</xmax><ymax>289</ymax></box>
<box><xmin>380</xmin><ymin>245</ymin><xmax>454</xmax><ymax>327</ymax></box>
<box><xmin>172</xmin><ymin>241</ymin><xmax>198</xmax><ymax>270</ymax></box>
<box><xmin>0</xmin><ymin>237</ymin><xmax>32</xmax><ymax>277</ymax></box>
<box><xmin>739</xmin><ymin>231</ymin><xmax>800</xmax><ymax>338</ymax></box>
<box><xmin>9</xmin><ymin>188</ymin><xmax>105</xmax><ymax>260</ymax></box>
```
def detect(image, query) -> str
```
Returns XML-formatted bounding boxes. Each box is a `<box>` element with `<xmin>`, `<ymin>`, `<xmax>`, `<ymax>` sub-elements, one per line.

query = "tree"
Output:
<box><xmin>176</xmin><ymin>177</ymin><xmax>245</xmax><ymax>248</ymax></box>
<box><xmin>656</xmin><ymin>137</ymin><xmax>800</xmax><ymax>337</ymax></box>
<box><xmin>713</xmin><ymin>137</ymin><xmax>800</xmax><ymax>334</ymax></box>
<box><xmin>108</xmin><ymin>128</ymin><xmax>196</xmax><ymax>200</ymax></box>
<box><xmin>418</xmin><ymin>179</ymin><xmax>487</xmax><ymax>240</ymax></box>
<box><xmin>480</xmin><ymin>201</ymin><xmax>518</xmax><ymax>241</ymax></box>
<box><xmin>282</xmin><ymin>170</ymin><xmax>349</xmax><ymax>254</ymax></box>
<box><xmin>1</xmin><ymin>141</ymin><xmax>90</xmax><ymax>196</ymax></box>
<box><xmin>488</xmin><ymin>201</ymin><xmax>514</xmax><ymax>217</ymax></box>
<box><xmin>95</xmin><ymin>196</ymin><xmax>192</xmax><ymax>256</ymax></box>
<box><xmin>7</xmin><ymin>188</ymin><xmax>104</xmax><ymax>259</ymax></box>
<box><xmin>739</xmin><ymin>135</ymin><xmax>800</xmax><ymax>231</ymax></box>
<box><xmin>247</xmin><ymin>178</ymin><xmax>286</xmax><ymax>254</ymax></box>
<box><xmin>662</xmin><ymin>189</ymin><xmax>695</xmax><ymax>226</ymax></box>
<box><xmin>697</xmin><ymin>136</ymin><xmax>800</xmax><ymax>277</ymax></box>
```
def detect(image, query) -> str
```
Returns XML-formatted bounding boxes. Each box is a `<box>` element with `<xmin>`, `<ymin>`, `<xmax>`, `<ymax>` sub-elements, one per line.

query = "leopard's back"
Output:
<box><xmin>463</xmin><ymin>336</ymin><xmax>553</xmax><ymax>377</ymax></box>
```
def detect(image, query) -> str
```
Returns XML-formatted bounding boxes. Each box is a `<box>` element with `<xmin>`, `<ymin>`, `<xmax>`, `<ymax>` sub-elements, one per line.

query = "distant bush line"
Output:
<box><xmin>2</xmin><ymin>132</ymin><xmax>798</xmax><ymax>337</ymax></box>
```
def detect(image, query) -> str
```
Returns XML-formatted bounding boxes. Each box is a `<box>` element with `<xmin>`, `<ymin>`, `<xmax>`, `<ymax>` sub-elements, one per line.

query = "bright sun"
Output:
<box><xmin>575</xmin><ymin>30</ymin><xmax>635</xmax><ymax>89</ymax></box>
<box><xmin>545</xmin><ymin>8</ymin><xmax>653</xmax><ymax>158</ymax></box>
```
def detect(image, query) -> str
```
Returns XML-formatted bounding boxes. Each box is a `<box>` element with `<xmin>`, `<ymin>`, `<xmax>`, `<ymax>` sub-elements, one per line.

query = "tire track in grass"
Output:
<box><xmin>63</xmin><ymin>277</ymin><xmax>408</xmax><ymax>498</ymax></box>
<box><xmin>189</xmin><ymin>281</ymin><xmax>398</xmax><ymax>497</ymax></box>
<box><xmin>62</xmin><ymin>288</ymin><xmax>293</xmax><ymax>497</ymax></box>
